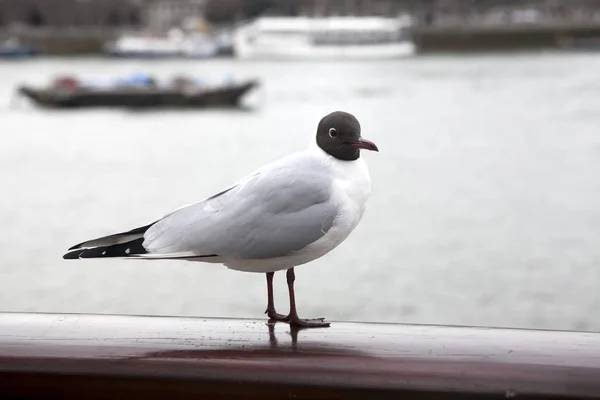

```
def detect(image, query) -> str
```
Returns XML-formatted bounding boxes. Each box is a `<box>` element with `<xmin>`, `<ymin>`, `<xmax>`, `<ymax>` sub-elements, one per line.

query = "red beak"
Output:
<box><xmin>351</xmin><ymin>138</ymin><xmax>379</xmax><ymax>152</ymax></box>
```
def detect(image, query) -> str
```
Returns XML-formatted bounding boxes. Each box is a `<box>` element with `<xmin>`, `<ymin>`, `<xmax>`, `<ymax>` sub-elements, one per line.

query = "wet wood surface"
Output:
<box><xmin>1</xmin><ymin>312</ymin><xmax>600</xmax><ymax>399</ymax></box>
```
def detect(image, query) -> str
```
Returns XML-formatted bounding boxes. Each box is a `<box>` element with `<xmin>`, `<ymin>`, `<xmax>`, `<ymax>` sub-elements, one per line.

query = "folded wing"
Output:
<box><xmin>143</xmin><ymin>154</ymin><xmax>337</xmax><ymax>260</ymax></box>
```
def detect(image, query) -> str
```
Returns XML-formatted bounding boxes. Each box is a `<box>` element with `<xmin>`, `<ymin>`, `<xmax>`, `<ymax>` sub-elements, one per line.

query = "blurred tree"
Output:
<box><xmin>243</xmin><ymin>0</ymin><xmax>276</xmax><ymax>17</ymax></box>
<box><xmin>129</xmin><ymin>9</ymin><xmax>141</xmax><ymax>26</ymax></box>
<box><xmin>107</xmin><ymin>10</ymin><xmax>121</xmax><ymax>26</ymax></box>
<box><xmin>205</xmin><ymin>0</ymin><xmax>241</xmax><ymax>23</ymax></box>
<box><xmin>26</xmin><ymin>8</ymin><xmax>45</xmax><ymax>26</ymax></box>
<box><xmin>205</xmin><ymin>0</ymin><xmax>278</xmax><ymax>23</ymax></box>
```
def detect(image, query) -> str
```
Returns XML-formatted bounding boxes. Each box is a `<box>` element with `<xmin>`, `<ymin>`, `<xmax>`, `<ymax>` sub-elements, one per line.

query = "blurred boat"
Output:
<box><xmin>17</xmin><ymin>73</ymin><xmax>259</xmax><ymax>109</ymax></box>
<box><xmin>234</xmin><ymin>16</ymin><xmax>415</xmax><ymax>60</ymax></box>
<box><xmin>213</xmin><ymin>30</ymin><xmax>235</xmax><ymax>57</ymax></box>
<box><xmin>0</xmin><ymin>38</ymin><xmax>37</xmax><ymax>59</ymax></box>
<box><xmin>105</xmin><ymin>29</ymin><xmax>218</xmax><ymax>59</ymax></box>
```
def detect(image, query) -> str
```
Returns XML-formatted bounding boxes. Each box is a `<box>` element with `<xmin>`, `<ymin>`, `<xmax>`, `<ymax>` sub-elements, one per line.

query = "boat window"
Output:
<box><xmin>311</xmin><ymin>29</ymin><xmax>403</xmax><ymax>46</ymax></box>
<box><xmin>262</xmin><ymin>30</ymin><xmax>304</xmax><ymax>36</ymax></box>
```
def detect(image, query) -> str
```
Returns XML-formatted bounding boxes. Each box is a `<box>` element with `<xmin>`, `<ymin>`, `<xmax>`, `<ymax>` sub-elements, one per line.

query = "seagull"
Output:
<box><xmin>63</xmin><ymin>111</ymin><xmax>378</xmax><ymax>328</ymax></box>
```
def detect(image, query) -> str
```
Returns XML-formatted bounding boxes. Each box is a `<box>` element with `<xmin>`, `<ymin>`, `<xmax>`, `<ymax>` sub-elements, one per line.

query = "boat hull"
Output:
<box><xmin>106</xmin><ymin>49</ymin><xmax>218</xmax><ymax>59</ymax></box>
<box><xmin>0</xmin><ymin>47</ymin><xmax>37</xmax><ymax>59</ymax></box>
<box><xmin>235</xmin><ymin>40</ymin><xmax>416</xmax><ymax>60</ymax></box>
<box><xmin>106</xmin><ymin>50</ymin><xmax>183</xmax><ymax>59</ymax></box>
<box><xmin>17</xmin><ymin>81</ymin><xmax>258</xmax><ymax>109</ymax></box>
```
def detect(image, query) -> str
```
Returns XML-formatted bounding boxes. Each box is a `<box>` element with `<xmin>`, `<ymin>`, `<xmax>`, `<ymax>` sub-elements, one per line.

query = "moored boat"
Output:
<box><xmin>105</xmin><ymin>29</ymin><xmax>219</xmax><ymax>59</ymax></box>
<box><xmin>0</xmin><ymin>38</ymin><xmax>37</xmax><ymax>59</ymax></box>
<box><xmin>234</xmin><ymin>16</ymin><xmax>415</xmax><ymax>60</ymax></box>
<box><xmin>17</xmin><ymin>73</ymin><xmax>259</xmax><ymax>109</ymax></box>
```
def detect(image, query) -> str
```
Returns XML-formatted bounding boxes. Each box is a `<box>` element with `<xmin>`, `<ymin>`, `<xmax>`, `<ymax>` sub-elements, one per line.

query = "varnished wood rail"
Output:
<box><xmin>1</xmin><ymin>312</ymin><xmax>599</xmax><ymax>399</ymax></box>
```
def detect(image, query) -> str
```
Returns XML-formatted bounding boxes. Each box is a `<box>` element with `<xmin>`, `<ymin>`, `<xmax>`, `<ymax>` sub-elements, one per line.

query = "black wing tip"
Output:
<box><xmin>63</xmin><ymin>249</ymin><xmax>84</xmax><ymax>259</ymax></box>
<box><xmin>66</xmin><ymin>223</ymin><xmax>154</xmax><ymax>252</ymax></box>
<box><xmin>63</xmin><ymin>223</ymin><xmax>155</xmax><ymax>258</ymax></box>
<box><xmin>62</xmin><ymin>238</ymin><xmax>147</xmax><ymax>260</ymax></box>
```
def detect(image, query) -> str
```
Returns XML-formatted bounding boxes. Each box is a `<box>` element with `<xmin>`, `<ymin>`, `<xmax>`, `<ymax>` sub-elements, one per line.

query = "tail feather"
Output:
<box><xmin>63</xmin><ymin>224</ymin><xmax>153</xmax><ymax>260</ymax></box>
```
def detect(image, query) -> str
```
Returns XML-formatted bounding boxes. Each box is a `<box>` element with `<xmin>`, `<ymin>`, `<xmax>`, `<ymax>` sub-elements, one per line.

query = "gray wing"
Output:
<box><xmin>143</xmin><ymin>154</ymin><xmax>337</xmax><ymax>259</ymax></box>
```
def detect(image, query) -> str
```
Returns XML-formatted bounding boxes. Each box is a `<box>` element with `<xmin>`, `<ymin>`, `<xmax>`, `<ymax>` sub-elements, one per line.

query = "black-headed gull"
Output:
<box><xmin>64</xmin><ymin>111</ymin><xmax>378</xmax><ymax>327</ymax></box>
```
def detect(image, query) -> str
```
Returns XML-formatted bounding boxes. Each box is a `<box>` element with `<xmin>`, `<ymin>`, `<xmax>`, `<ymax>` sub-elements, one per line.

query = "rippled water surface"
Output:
<box><xmin>1</xmin><ymin>53</ymin><xmax>599</xmax><ymax>331</ymax></box>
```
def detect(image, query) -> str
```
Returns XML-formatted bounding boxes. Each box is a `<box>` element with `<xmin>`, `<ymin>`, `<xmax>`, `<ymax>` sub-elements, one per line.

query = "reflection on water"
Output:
<box><xmin>1</xmin><ymin>54</ymin><xmax>600</xmax><ymax>332</ymax></box>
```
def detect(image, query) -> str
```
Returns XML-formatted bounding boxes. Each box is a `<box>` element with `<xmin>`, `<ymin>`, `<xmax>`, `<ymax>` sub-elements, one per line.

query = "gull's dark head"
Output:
<box><xmin>316</xmin><ymin>111</ymin><xmax>378</xmax><ymax>161</ymax></box>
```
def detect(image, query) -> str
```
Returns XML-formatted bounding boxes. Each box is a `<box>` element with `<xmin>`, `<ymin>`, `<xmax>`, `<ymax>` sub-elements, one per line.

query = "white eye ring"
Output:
<box><xmin>328</xmin><ymin>128</ymin><xmax>337</xmax><ymax>138</ymax></box>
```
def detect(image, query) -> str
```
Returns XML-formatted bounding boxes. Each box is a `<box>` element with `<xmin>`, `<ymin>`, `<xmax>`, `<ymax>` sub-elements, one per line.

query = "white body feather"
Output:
<box><xmin>220</xmin><ymin>143</ymin><xmax>371</xmax><ymax>272</ymax></box>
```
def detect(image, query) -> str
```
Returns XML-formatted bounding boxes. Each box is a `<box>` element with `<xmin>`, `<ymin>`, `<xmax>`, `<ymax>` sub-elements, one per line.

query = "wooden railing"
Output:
<box><xmin>1</xmin><ymin>312</ymin><xmax>600</xmax><ymax>399</ymax></box>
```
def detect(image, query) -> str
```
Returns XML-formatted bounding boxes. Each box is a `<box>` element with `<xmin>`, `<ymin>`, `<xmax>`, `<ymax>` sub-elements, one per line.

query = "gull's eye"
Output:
<box><xmin>328</xmin><ymin>128</ymin><xmax>337</xmax><ymax>138</ymax></box>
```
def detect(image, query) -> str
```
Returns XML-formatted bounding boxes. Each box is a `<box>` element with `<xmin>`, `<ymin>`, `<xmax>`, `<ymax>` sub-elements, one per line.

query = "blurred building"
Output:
<box><xmin>204</xmin><ymin>0</ymin><xmax>600</xmax><ymax>19</ymax></box>
<box><xmin>2</xmin><ymin>0</ymin><xmax>600</xmax><ymax>55</ymax></box>
<box><xmin>0</xmin><ymin>0</ymin><xmax>144</xmax><ymax>29</ymax></box>
<box><xmin>284</xmin><ymin>0</ymin><xmax>600</xmax><ymax>26</ymax></box>
<box><xmin>2</xmin><ymin>0</ymin><xmax>600</xmax><ymax>30</ymax></box>
<box><xmin>0</xmin><ymin>0</ymin><xmax>206</xmax><ymax>32</ymax></box>
<box><xmin>0</xmin><ymin>0</ymin><xmax>208</xmax><ymax>54</ymax></box>
<box><xmin>146</xmin><ymin>0</ymin><xmax>207</xmax><ymax>32</ymax></box>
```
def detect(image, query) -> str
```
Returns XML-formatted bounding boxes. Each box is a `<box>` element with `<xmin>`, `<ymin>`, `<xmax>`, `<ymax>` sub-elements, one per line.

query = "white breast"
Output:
<box><xmin>222</xmin><ymin>147</ymin><xmax>372</xmax><ymax>273</ymax></box>
<box><xmin>290</xmin><ymin>151</ymin><xmax>372</xmax><ymax>266</ymax></box>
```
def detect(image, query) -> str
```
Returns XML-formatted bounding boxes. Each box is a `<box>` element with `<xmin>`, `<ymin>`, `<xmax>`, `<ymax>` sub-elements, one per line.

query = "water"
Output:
<box><xmin>1</xmin><ymin>53</ymin><xmax>600</xmax><ymax>332</ymax></box>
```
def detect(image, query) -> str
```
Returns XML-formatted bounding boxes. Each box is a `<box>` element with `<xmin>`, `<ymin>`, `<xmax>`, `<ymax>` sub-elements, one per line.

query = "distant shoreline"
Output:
<box><xmin>4</xmin><ymin>21</ymin><xmax>600</xmax><ymax>56</ymax></box>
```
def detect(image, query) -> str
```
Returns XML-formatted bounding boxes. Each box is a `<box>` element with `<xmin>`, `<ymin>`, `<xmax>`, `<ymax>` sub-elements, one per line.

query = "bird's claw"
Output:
<box><xmin>288</xmin><ymin>316</ymin><xmax>330</xmax><ymax>328</ymax></box>
<box><xmin>265</xmin><ymin>308</ymin><xmax>289</xmax><ymax>322</ymax></box>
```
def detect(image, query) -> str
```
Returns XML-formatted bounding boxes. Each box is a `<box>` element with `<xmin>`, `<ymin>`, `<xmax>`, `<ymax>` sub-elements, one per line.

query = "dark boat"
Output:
<box><xmin>17</xmin><ymin>74</ymin><xmax>259</xmax><ymax>109</ymax></box>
